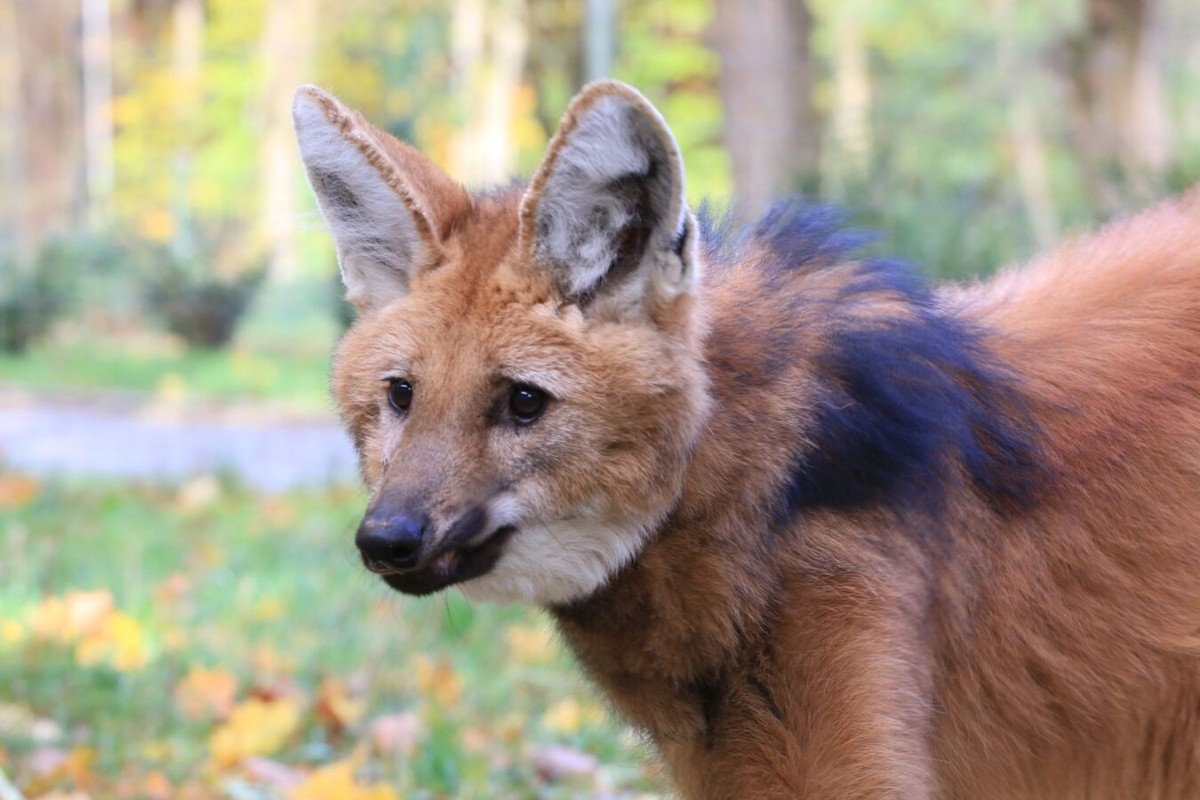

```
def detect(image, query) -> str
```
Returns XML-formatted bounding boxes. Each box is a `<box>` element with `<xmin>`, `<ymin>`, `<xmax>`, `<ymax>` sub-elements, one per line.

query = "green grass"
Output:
<box><xmin>0</xmin><ymin>478</ymin><xmax>657</xmax><ymax>798</ymax></box>
<box><xmin>0</xmin><ymin>339</ymin><xmax>335</xmax><ymax>412</ymax></box>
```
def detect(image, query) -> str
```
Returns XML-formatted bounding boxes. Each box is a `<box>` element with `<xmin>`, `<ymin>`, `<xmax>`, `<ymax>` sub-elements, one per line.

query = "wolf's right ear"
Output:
<box><xmin>519</xmin><ymin>81</ymin><xmax>697</xmax><ymax>319</ymax></box>
<box><xmin>292</xmin><ymin>85</ymin><xmax>469</xmax><ymax>313</ymax></box>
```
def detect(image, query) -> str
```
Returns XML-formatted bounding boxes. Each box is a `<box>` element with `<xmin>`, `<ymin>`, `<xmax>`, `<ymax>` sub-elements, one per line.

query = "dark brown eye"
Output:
<box><xmin>509</xmin><ymin>384</ymin><xmax>547</xmax><ymax>423</ymax></box>
<box><xmin>387</xmin><ymin>379</ymin><xmax>413</xmax><ymax>414</ymax></box>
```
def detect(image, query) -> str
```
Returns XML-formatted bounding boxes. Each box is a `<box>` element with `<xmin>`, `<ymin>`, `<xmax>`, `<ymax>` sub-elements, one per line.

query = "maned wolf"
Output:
<box><xmin>293</xmin><ymin>80</ymin><xmax>1200</xmax><ymax>798</ymax></box>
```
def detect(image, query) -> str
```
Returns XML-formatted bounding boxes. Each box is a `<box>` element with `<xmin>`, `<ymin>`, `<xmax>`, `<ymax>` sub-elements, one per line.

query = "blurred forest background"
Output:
<box><xmin>2</xmin><ymin>1</ymin><xmax>1200</xmax><ymax>798</ymax></box>
<box><xmin>3</xmin><ymin>0</ymin><xmax>1200</xmax><ymax>361</ymax></box>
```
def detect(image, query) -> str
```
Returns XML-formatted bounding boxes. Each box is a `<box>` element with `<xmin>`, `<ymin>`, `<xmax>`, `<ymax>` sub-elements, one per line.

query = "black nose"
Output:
<box><xmin>356</xmin><ymin>507</ymin><xmax>428</xmax><ymax>570</ymax></box>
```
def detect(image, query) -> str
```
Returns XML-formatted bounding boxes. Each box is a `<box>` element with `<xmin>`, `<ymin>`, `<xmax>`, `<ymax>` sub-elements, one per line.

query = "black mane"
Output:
<box><xmin>702</xmin><ymin>199</ymin><xmax>1046</xmax><ymax>519</ymax></box>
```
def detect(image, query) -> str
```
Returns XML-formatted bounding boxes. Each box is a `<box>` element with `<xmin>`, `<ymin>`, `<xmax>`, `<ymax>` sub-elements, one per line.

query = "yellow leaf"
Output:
<box><xmin>413</xmin><ymin>656</ymin><xmax>462</xmax><ymax>709</ymax></box>
<box><xmin>542</xmin><ymin>698</ymin><xmax>581</xmax><ymax>735</ymax></box>
<box><xmin>2</xmin><ymin>619</ymin><xmax>24</xmax><ymax>646</ymax></box>
<box><xmin>316</xmin><ymin>677</ymin><xmax>367</xmax><ymax>734</ymax></box>
<box><xmin>175</xmin><ymin>666</ymin><xmax>238</xmax><ymax>720</ymax></box>
<box><xmin>31</xmin><ymin>590</ymin><xmax>114</xmax><ymax>644</ymax></box>
<box><xmin>542</xmin><ymin>698</ymin><xmax>605</xmax><ymax>736</ymax></box>
<box><xmin>289</xmin><ymin>757</ymin><xmax>398</xmax><ymax>800</ymax></box>
<box><xmin>208</xmin><ymin>698</ymin><xmax>301</xmax><ymax>767</ymax></box>
<box><xmin>75</xmin><ymin>611</ymin><xmax>149</xmax><ymax>672</ymax></box>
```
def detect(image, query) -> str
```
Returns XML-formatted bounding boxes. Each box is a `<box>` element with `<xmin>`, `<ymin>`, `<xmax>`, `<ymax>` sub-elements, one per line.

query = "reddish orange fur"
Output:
<box><xmin>302</xmin><ymin>83</ymin><xmax>1200</xmax><ymax>798</ymax></box>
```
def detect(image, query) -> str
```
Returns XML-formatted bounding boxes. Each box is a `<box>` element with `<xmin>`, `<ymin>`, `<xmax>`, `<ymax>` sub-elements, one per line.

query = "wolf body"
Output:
<box><xmin>293</xmin><ymin>80</ymin><xmax>1200</xmax><ymax>798</ymax></box>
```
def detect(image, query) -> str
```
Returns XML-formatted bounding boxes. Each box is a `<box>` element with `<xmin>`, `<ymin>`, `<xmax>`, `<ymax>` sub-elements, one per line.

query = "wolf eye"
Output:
<box><xmin>509</xmin><ymin>384</ymin><xmax>547</xmax><ymax>424</ymax></box>
<box><xmin>387</xmin><ymin>379</ymin><xmax>413</xmax><ymax>414</ymax></box>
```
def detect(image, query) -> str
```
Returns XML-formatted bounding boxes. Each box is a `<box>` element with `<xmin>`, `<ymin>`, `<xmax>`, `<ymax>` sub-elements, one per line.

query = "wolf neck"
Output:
<box><xmin>550</xmin><ymin>201</ymin><xmax>1043</xmax><ymax>741</ymax></box>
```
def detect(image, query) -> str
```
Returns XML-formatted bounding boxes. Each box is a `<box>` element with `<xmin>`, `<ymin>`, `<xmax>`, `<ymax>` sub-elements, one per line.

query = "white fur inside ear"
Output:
<box><xmin>293</xmin><ymin>92</ymin><xmax>427</xmax><ymax>309</ymax></box>
<box><xmin>530</xmin><ymin>92</ymin><xmax>687</xmax><ymax>299</ymax></box>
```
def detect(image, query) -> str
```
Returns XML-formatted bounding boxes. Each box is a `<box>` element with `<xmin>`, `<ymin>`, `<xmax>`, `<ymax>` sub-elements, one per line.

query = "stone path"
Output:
<box><xmin>0</xmin><ymin>392</ymin><xmax>358</xmax><ymax>492</ymax></box>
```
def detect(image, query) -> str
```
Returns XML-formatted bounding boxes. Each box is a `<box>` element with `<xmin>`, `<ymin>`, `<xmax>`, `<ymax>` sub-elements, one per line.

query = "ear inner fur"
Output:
<box><xmin>518</xmin><ymin>80</ymin><xmax>690</xmax><ymax>306</ymax></box>
<box><xmin>293</xmin><ymin>85</ymin><xmax>470</xmax><ymax>310</ymax></box>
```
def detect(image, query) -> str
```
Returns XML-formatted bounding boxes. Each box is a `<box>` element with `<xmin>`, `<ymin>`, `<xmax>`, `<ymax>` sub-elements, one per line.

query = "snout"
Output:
<box><xmin>355</xmin><ymin>503</ymin><xmax>428</xmax><ymax>572</ymax></box>
<box><xmin>354</xmin><ymin>497</ymin><xmax>517</xmax><ymax>595</ymax></box>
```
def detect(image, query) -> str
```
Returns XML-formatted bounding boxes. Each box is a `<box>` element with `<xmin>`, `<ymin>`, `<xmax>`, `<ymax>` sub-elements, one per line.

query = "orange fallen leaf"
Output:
<box><xmin>175</xmin><ymin>666</ymin><xmax>238</xmax><ymax>720</ymax></box>
<box><xmin>208</xmin><ymin>698</ymin><xmax>301</xmax><ymax>768</ymax></box>
<box><xmin>31</xmin><ymin>590</ymin><xmax>113</xmax><ymax>643</ymax></box>
<box><xmin>0</xmin><ymin>473</ymin><xmax>38</xmax><ymax>510</ymax></box>
<box><xmin>22</xmin><ymin>745</ymin><xmax>96</xmax><ymax>796</ymax></box>
<box><xmin>75</xmin><ymin>611</ymin><xmax>149</xmax><ymax>671</ymax></box>
<box><xmin>141</xmin><ymin>770</ymin><xmax>173</xmax><ymax>800</ymax></box>
<box><xmin>316</xmin><ymin>677</ymin><xmax>367</xmax><ymax>737</ymax></box>
<box><xmin>288</xmin><ymin>756</ymin><xmax>398</xmax><ymax>800</ymax></box>
<box><xmin>413</xmin><ymin>656</ymin><xmax>462</xmax><ymax>709</ymax></box>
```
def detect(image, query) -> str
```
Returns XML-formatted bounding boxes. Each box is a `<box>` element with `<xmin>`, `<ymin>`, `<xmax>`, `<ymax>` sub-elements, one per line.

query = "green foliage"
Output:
<box><xmin>0</xmin><ymin>235</ymin><xmax>122</xmax><ymax>353</ymax></box>
<box><xmin>616</xmin><ymin>0</ymin><xmax>730</xmax><ymax>203</ymax></box>
<box><xmin>145</xmin><ymin>256</ymin><xmax>265</xmax><ymax>350</ymax></box>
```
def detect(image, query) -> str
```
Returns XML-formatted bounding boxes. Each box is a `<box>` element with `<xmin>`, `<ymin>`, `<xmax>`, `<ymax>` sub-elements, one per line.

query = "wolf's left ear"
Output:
<box><xmin>520</xmin><ymin>81</ymin><xmax>697</xmax><ymax>316</ymax></box>
<box><xmin>293</xmin><ymin>85</ymin><xmax>470</xmax><ymax>313</ymax></box>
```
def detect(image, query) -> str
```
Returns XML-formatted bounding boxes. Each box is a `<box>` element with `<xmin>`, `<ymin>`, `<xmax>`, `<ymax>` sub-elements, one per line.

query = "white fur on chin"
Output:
<box><xmin>459</xmin><ymin>513</ymin><xmax>651</xmax><ymax>606</ymax></box>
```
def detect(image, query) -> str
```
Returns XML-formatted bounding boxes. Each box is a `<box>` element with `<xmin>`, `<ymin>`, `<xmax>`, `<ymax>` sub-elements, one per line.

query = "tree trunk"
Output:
<box><xmin>260</xmin><ymin>0</ymin><xmax>318</xmax><ymax>280</ymax></box>
<box><xmin>994</xmin><ymin>0</ymin><xmax>1059</xmax><ymax>248</ymax></box>
<box><xmin>449</xmin><ymin>0</ymin><xmax>530</xmax><ymax>186</ymax></box>
<box><xmin>1064</xmin><ymin>0</ymin><xmax>1172</xmax><ymax>212</ymax></box>
<box><xmin>713</xmin><ymin>0</ymin><xmax>819</xmax><ymax>219</ymax></box>
<box><xmin>172</xmin><ymin>0</ymin><xmax>203</xmax><ymax>256</ymax></box>
<box><xmin>10</xmin><ymin>1</ymin><xmax>85</xmax><ymax>261</ymax></box>
<box><xmin>82</xmin><ymin>0</ymin><xmax>115</xmax><ymax>231</ymax></box>
<box><xmin>0</xmin><ymin>0</ymin><xmax>21</xmax><ymax>257</ymax></box>
<box><xmin>830</xmin><ymin>4</ymin><xmax>871</xmax><ymax>180</ymax></box>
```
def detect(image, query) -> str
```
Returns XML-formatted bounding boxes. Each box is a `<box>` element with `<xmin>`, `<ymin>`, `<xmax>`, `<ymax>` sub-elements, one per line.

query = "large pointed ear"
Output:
<box><xmin>519</xmin><ymin>81</ymin><xmax>697</xmax><ymax>318</ymax></box>
<box><xmin>292</xmin><ymin>85</ymin><xmax>470</xmax><ymax>313</ymax></box>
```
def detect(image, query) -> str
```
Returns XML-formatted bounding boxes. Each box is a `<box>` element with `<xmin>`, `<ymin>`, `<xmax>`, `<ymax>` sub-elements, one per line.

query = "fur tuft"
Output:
<box><xmin>703</xmin><ymin>199</ymin><xmax>1046</xmax><ymax>519</ymax></box>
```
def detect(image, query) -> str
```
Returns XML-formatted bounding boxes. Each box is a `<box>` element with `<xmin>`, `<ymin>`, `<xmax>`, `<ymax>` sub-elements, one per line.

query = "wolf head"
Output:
<box><xmin>293</xmin><ymin>81</ymin><xmax>710</xmax><ymax>605</ymax></box>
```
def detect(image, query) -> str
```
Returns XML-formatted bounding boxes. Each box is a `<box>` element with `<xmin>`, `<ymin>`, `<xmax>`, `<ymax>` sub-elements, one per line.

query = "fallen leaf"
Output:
<box><xmin>175</xmin><ymin>666</ymin><xmax>238</xmax><ymax>720</ymax></box>
<box><xmin>22</xmin><ymin>746</ymin><xmax>96</xmax><ymax>796</ymax></box>
<box><xmin>541</xmin><ymin>698</ymin><xmax>603</xmax><ymax>736</ymax></box>
<box><xmin>413</xmin><ymin>656</ymin><xmax>461</xmax><ymax>709</ymax></box>
<box><xmin>0</xmin><ymin>474</ymin><xmax>38</xmax><ymax>510</ymax></box>
<box><xmin>315</xmin><ymin>677</ymin><xmax>367</xmax><ymax>737</ymax></box>
<box><xmin>208</xmin><ymin>698</ymin><xmax>301</xmax><ymax>768</ymax></box>
<box><xmin>141</xmin><ymin>770</ymin><xmax>173</xmax><ymax>800</ymax></box>
<box><xmin>75</xmin><ymin>611</ymin><xmax>149</xmax><ymax>672</ymax></box>
<box><xmin>31</xmin><ymin>590</ymin><xmax>113</xmax><ymax>643</ymax></box>
<box><xmin>288</xmin><ymin>756</ymin><xmax>398</xmax><ymax>800</ymax></box>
